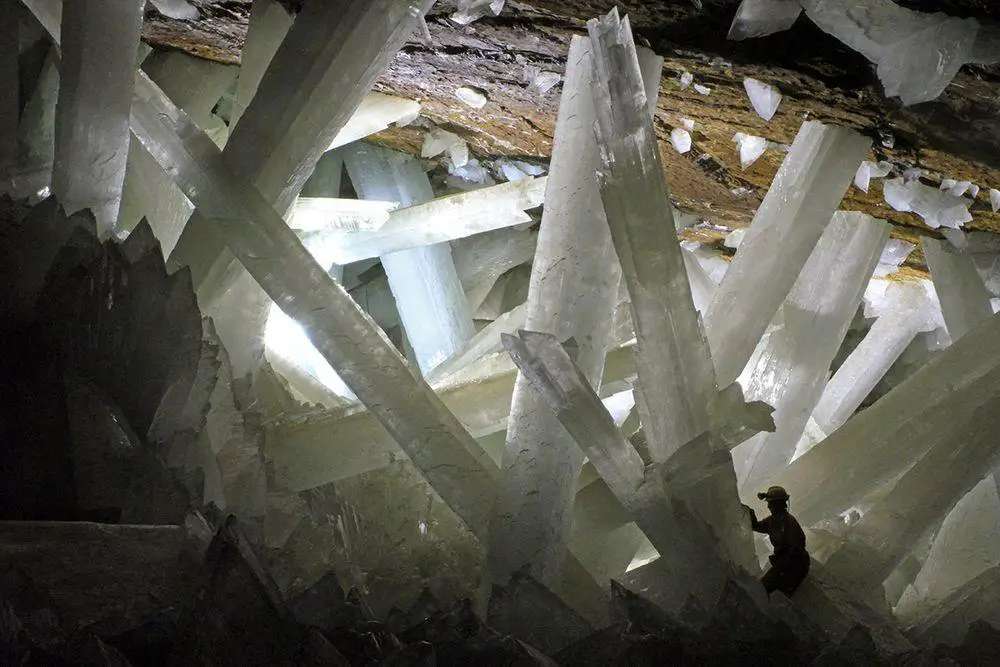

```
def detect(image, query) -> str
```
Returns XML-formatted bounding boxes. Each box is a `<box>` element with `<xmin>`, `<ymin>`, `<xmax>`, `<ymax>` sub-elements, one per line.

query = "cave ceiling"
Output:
<box><xmin>140</xmin><ymin>0</ymin><xmax>1000</xmax><ymax>275</ymax></box>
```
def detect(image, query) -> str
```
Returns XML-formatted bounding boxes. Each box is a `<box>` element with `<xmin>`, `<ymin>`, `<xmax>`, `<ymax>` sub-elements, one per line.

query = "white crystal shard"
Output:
<box><xmin>693</xmin><ymin>83</ymin><xmax>711</xmax><ymax>95</ymax></box>
<box><xmin>679</xmin><ymin>71</ymin><xmax>693</xmax><ymax>89</ymax></box>
<box><xmin>873</xmin><ymin>237</ymin><xmax>915</xmax><ymax>276</ymax></box>
<box><xmin>735</xmin><ymin>212</ymin><xmax>888</xmax><ymax>496</ymax></box>
<box><xmin>455</xmin><ymin>86</ymin><xmax>488</xmax><ymax>108</ymax></box>
<box><xmin>969</xmin><ymin>183</ymin><xmax>980</xmax><ymax>198</ymax></box>
<box><xmin>727</xmin><ymin>0</ymin><xmax>802</xmax><ymax>40</ymax></box>
<box><xmin>991</xmin><ymin>188</ymin><xmax>1000</xmax><ymax>212</ymax></box>
<box><xmin>52</xmin><ymin>0</ymin><xmax>143</xmax><ymax>234</ymax></box>
<box><xmin>449</xmin><ymin>140</ymin><xmax>470</xmax><ymax>169</ymax></box>
<box><xmin>485</xmin><ymin>34</ymin><xmax>628</xmax><ymax>589</ymax></box>
<box><xmin>705</xmin><ymin>121</ymin><xmax>870</xmax><ymax>386</ymax></box>
<box><xmin>799</xmin><ymin>0</ymin><xmax>979</xmax><ymax>105</ymax></box>
<box><xmin>148</xmin><ymin>0</ymin><xmax>199</xmax><ymax>20</ymax></box>
<box><xmin>680</xmin><ymin>118</ymin><xmax>695</xmax><ymax>131</ymax></box>
<box><xmin>310</xmin><ymin>176</ymin><xmax>546</xmax><ymax>265</ymax></box>
<box><xmin>769</xmin><ymin>311</ymin><xmax>1000</xmax><ymax>527</ymax></box>
<box><xmin>940</xmin><ymin>178</ymin><xmax>958</xmax><ymax>191</ymax></box>
<box><xmin>532</xmin><ymin>70</ymin><xmax>563</xmax><ymax>94</ymax></box>
<box><xmin>343</xmin><ymin>143</ymin><xmax>475</xmax><ymax>375</ymax></box>
<box><xmin>451</xmin><ymin>0</ymin><xmax>505</xmax><ymax>25</ymax></box>
<box><xmin>800</xmin><ymin>283</ymin><xmax>929</xmax><ymax>456</ymax></box>
<box><xmin>923</xmin><ymin>237</ymin><xmax>994</xmax><ymax>342</ymax></box>
<box><xmin>884</xmin><ymin>177</ymin><xmax>973</xmax><ymax>229</ymax></box>
<box><xmin>854</xmin><ymin>160</ymin><xmax>893</xmax><ymax>192</ymax></box>
<box><xmin>743</xmin><ymin>78</ymin><xmax>781</xmax><ymax>121</ymax></box>
<box><xmin>670</xmin><ymin>128</ymin><xmax>692</xmax><ymax>154</ymax></box>
<box><xmin>948</xmin><ymin>180</ymin><xmax>973</xmax><ymax>197</ymax></box>
<box><xmin>329</xmin><ymin>93</ymin><xmax>422</xmax><ymax>150</ymax></box>
<box><xmin>590</xmin><ymin>9</ymin><xmax>755</xmax><ymax>571</ymax></box>
<box><xmin>421</xmin><ymin>128</ymin><xmax>464</xmax><ymax>159</ymax></box>
<box><xmin>732</xmin><ymin>132</ymin><xmax>767</xmax><ymax>169</ymax></box>
<box><xmin>290</xmin><ymin>198</ymin><xmax>398</xmax><ymax>232</ymax></box>
<box><xmin>130</xmin><ymin>70</ymin><xmax>497</xmax><ymax>531</ymax></box>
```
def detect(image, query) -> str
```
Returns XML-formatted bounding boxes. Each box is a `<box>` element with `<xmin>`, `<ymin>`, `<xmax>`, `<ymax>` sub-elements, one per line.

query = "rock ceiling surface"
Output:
<box><xmin>140</xmin><ymin>0</ymin><xmax>1000</xmax><ymax>275</ymax></box>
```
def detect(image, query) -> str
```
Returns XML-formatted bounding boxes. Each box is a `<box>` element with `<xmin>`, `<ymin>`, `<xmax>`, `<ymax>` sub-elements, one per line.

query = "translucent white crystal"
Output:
<box><xmin>735</xmin><ymin>212</ymin><xmax>888</xmax><ymax>496</ymax></box>
<box><xmin>679</xmin><ymin>71</ymin><xmax>693</xmax><ymax>88</ymax></box>
<box><xmin>969</xmin><ymin>184</ymin><xmax>980</xmax><ymax>198</ymax></box>
<box><xmin>290</xmin><ymin>198</ymin><xmax>398</xmax><ymax>232</ymax></box>
<box><xmin>693</xmin><ymin>83</ymin><xmax>711</xmax><ymax>95</ymax></box>
<box><xmin>799</xmin><ymin>0</ymin><xmax>980</xmax><ymax>105</ymax></box>
<box><xmin>670</xmin><ymin>128</ymin><xmax>692</xmax><ymax>154</ymax></box>
<box><xmin>448</xmin><ymin>140</ymin><xmax>470</xmax><ymax>169</ymax></box>
<box><xmin>727</xmin><ymin>0</ymin><xmax>802</xmax><ymax>40</ymax></box>
<box><xmin>421</xmin><ymin>128</ymin><xmax>464</xmax><ymax>159</ymax></box>
<box><xmin>342</xmin><ymin>143</ymin><xmax>475</xmax><ymax>375</ymax></box>
<box><xmin>590</xmin><ymin>9</ymin><xmax>756</xmax><ymax>571</ymax></box>
<box><xmin>329</xmin><ymin>93</ymin><xmax>421</xmax><ymax>150</ymax></box>
<box><xmin>455</xmin><ymin>86</ymin><xmax>488</xmax><ymax>108</ymax></box>
<box><xmin>854</xmin><ymin>160</ymin><xmax>892</xmax><ymax>192</ymax></box>
<box><xmin>923</xmin><ymin>237</ymin><xmax>994</xmax><ymax>342</ymax></box>
<box><xmin>743</xmin><ymin>78</ymin><xmax>781</xmax><ymax>120</ymax></box>
<box><xmin>532</xmin><ymin>71</ymin><xmax>563</xmax><ymax>94</ymax></box>
<box><xmin>991</xmin><ymin>188</ymin><xmax>1000</xmax><ymax>212</ymax></box>
<box><xmin>448</xmin><ymin>158</ymin><xmax>492</xmax><ymax>186</ymax></box>
<box><xmin>873</xmin><ymin>237</ymin><xmax>916</xmax><ymax>276</ymax></box>
<box><xmin>52</xmin><ymin>0</ymin><xmax>143</xmax><ymax>234</ymax></box>
<box><xmin>947</xmin><ymin>180</ymin><xmax>973</xmax><ymax>197</ymax></box>
<box><xmin>806</xmin><ymin>282</ymin><xmax>929</xmax><ymax>442</ymax></box>
<box><xmin>883</xmin><ymin>177</ymin><xmax>972</xmax><ymax>229</ymax></box>
<box><xmin>314</xmin><ymin>176</ymin><xmax>545</xmax><ymax>264</ymax></box>
<box><xmin>940</xmin><ymin>177</ymin><xmax>958</xmax><ymax>191</ymax></box>
<box><xmin>486</xmin><ymin>32</ymin><xmax>635</xmax><ymax>590</ymax></box>
<box><xmin>680</xmin><ymin>117</ymin><xmax>695</xmax><ymax>130</ymax></box>
<box><xmin>732</xmin><ymin>132</ymin><xmax>767</xmax><ymax>169</ymax></box>
<box><xmin>451</xmin><ymin>0</ymin><xmax>505</xmax><ymax>25</ymax></box>
<box><xmin>148</xmin><ymin>0</ymin><xmax>199</xmax><ymax>20</ymax></box>
<box><xmin>705</xmin><ymin>121</ymin><xmax>870</xmax><ymax>386</ymax></box>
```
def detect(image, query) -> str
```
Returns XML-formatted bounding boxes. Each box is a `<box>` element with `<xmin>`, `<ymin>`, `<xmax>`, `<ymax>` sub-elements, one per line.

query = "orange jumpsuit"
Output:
<box><xmin>750</xmin><ymin>510</ymin><xmax>810</xmax><ymax>596</ymax></box>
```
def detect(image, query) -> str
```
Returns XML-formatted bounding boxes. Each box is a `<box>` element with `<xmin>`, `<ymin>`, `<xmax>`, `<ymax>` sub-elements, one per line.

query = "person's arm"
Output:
<box><xmin>742</xmin><ymin>505</ymin><xmax>768</xmax><ymax>533</ymax></box>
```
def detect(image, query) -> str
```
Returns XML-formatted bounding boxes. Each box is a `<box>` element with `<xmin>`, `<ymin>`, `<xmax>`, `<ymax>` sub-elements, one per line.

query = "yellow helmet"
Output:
<box><xmin>757</xmin><ymin>486</ymin><xmax>790</xmax><ymax>502</ymax></box>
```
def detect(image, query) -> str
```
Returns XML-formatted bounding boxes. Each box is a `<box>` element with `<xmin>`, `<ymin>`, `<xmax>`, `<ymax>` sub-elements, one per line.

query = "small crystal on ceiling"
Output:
<box><xmin>671</xmin><ymin>128</ymin><xmax>692</xmax><ymax>154</ymax></box>
<box><xmin>732</xmin><ymin>132</ymin><xmax>767</xmax><ymax>169</ymax></box>
<box><xmin>743</xmin><ymin>78</ymin><xmax>781</xmax><ymax>121</ymax></box>
<box><xmin>883</xmin><ymin>177</ymin><xmax>973</xmax><ymax>229</ymax></box>
<box><xmin>455</xmin><ymin>86</ymin><xmax>488</xmax><ymax>109</ymax></box>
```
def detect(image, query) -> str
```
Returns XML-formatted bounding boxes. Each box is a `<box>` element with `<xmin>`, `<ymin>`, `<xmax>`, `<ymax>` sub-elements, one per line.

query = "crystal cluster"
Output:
<box><xmin>4</xmin><ymin>0</ymin><xmax>1000</xmax><ymax>661</ymax></box>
